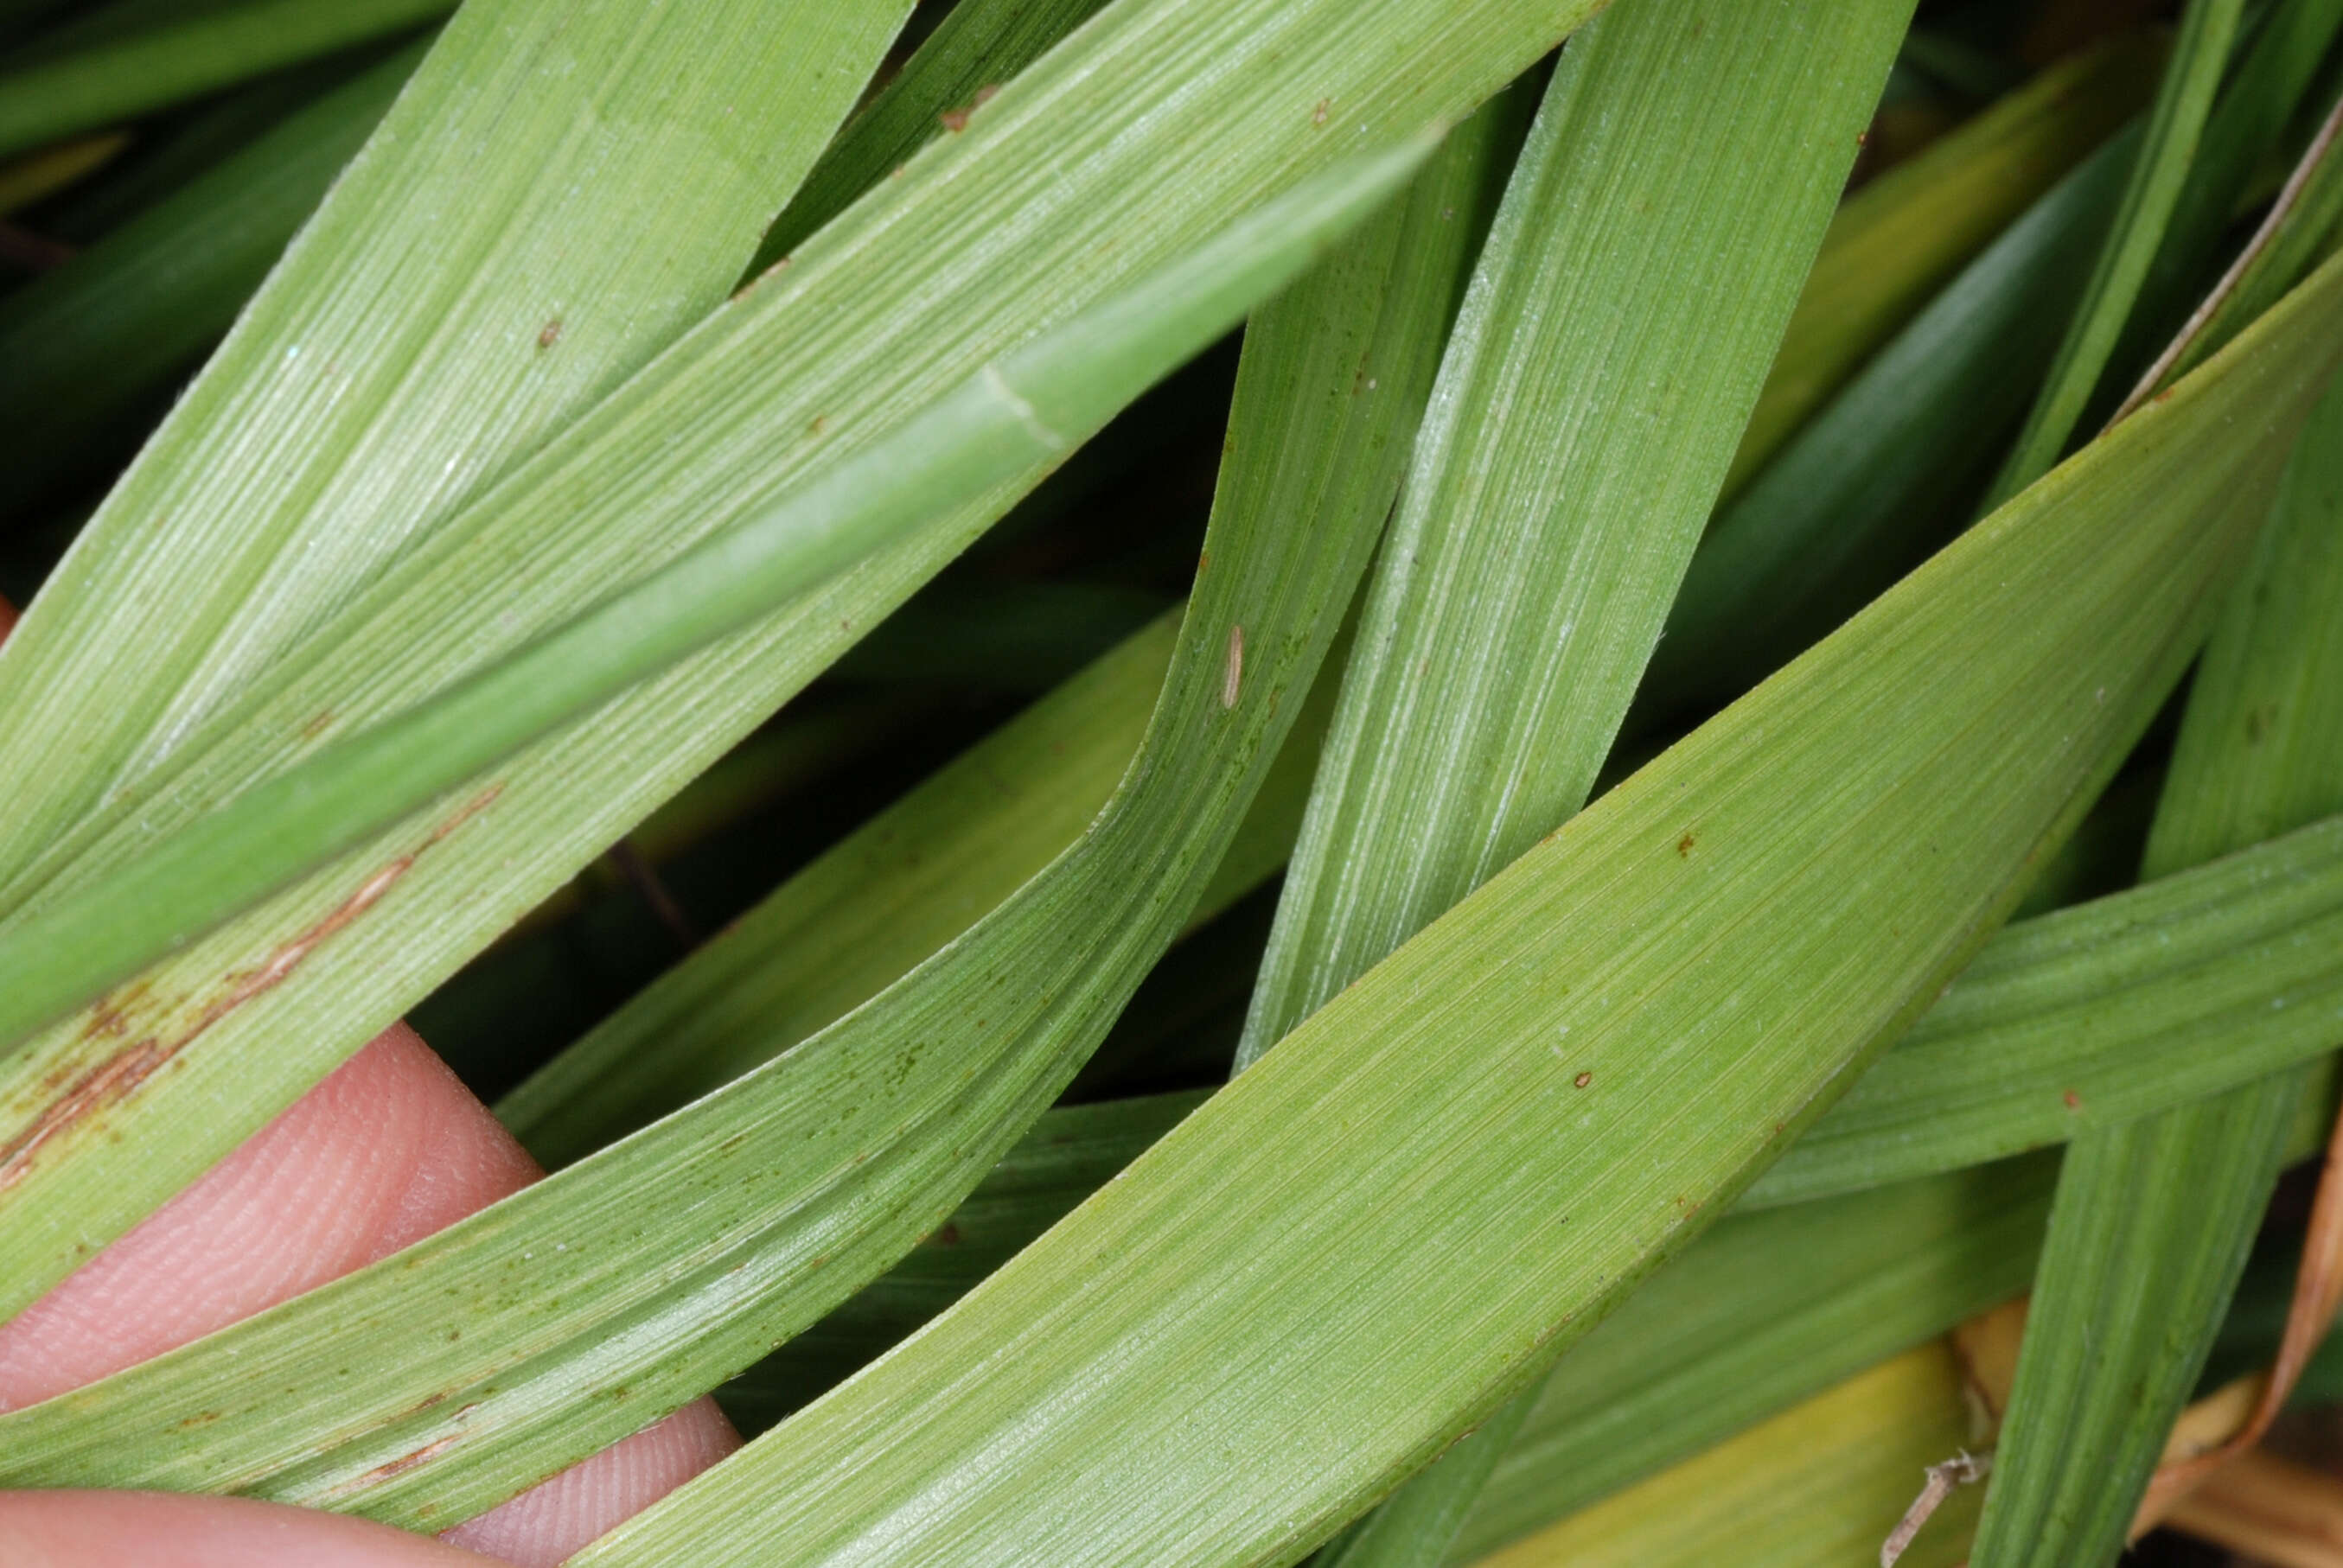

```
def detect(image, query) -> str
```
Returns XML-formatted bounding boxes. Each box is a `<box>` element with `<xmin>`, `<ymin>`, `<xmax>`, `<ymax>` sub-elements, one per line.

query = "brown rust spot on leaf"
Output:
<box><xmin>316</xmin><ymin>1433</ymin><xmax>464</xmax><ymax>1501</ymax></box>
<box><xmin>537</xmin><ymin>318</ymin><xmax>562</xmax><ymax>350</ymax></box>
<box><xmin>0</xmin><ymin>1042</ymin><xmax>169</xmax><ymax>1193</ymax></box>
<box><xmin>73</xmin><ymin>980</ymin><xmax>148</xmax><ymax>1048</ymax></box>
<box><xmin>939</xmin><ymin>83</ymin><xmax>998</xmax><ymax>133</ymax></box>
<box><xmin>1573</xmin><ymin>1072</ymin><xmax>1592</xmax><ymax>1089</ymax></box>
<box><xmin>0</xmin><ymin>787</ymin><xmax>503</xmax><ymax>1192</ymax></box>
<box><xmin>1676</xmin><ymin>831</ymin><xmax>1695</xmax><ymax>858</ymax></box>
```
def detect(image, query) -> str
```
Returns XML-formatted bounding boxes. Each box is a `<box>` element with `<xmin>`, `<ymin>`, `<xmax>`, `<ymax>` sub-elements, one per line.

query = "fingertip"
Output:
<box><xmin>0</xmin><ymin>1490</ymin><xmax>495</xmax><ymax>1567</ymax></box>
<box><xmin>440</xmin><ymin>1400</ymin><xmax>740</xmax><ymax>1566</ymax></box>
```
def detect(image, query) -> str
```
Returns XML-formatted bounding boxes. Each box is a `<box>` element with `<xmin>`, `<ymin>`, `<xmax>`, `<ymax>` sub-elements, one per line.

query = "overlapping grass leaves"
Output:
<box><xmin>0</xmin><ymin>0</ymin><xmax>1599</xmax><ymax>1323</ymax></box>
<box><xmin>0</xmin><ymin>119</ymin><xmax>1491</xmax><ymax>1531</ymax></box>
<box><xmin>565</xmin><ymin>208</ymin><xmax>2343</xmax><ymax>1568</ymax></box>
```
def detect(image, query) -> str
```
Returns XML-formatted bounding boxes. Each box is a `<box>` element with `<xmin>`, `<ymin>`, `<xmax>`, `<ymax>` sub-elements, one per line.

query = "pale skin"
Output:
<box><xmin>0</xmin><ymin>1023</ymin><xmax>741</xmax><ymax>1566</ymax></box>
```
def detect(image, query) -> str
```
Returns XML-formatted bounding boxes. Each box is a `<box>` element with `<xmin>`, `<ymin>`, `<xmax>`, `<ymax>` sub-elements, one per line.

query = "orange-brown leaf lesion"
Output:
<box><xmin>0</xmin><ymin>1040</ymin><xmax>169</xmax><ymax>1192</ymax></box>
<box><xmin>0</xmin><ymin>785</ymin><xmax>504</xmax><ymax>1192</ymax></box>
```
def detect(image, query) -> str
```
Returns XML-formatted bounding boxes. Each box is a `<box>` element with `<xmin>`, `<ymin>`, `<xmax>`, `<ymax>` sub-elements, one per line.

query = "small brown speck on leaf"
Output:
<box><xmin>930</xmin><ymin>1222</ymin><xmax>963</xmax><ymax>1247</ymax></box>
<box><xmin>2063</xmin><ymin>1088</ymin><xmax>2081</xmax><ymax>1109</ymax></box>
<box><xmin>1573</xmin><ymin>1072</ymin><xmax>1592</xmax><ymax>1089</ymax></box>
<box><xmin>1676</xmin><ymin>832</ymin><xmax>1695</xmax><ymax>858</ymax></box>
<box><xmin>808</xmin><ymin>413</ymin><xmax>828</xmax><ymax>437</ymax></box>
<box><xmin>940</xmin><ymin>83</ymin><xmax>999</xmax><ymax>133</ymax></box>
<box><xmin>537</xmin><ymin>318</ymin><xmax>562</xmax><ymax>350</ymax></box>
<box><xmin>1312</xmin><ymin>98</ymin><xmax>1331</xmax><ymax>125</ymax></box>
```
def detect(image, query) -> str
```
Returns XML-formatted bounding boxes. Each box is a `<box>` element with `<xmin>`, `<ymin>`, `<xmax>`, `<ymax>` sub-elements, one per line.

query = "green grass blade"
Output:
<box><xmin>712</xmin><ymin>1115</ymin><xmax>2051</xmax><ymax>1558</ymax></box>
<box><xmin>1235</xmin><ymin>0</ymin><xmax>1913</xmax><ymax>1074</ymax></box>
<box><xmin>1969</xmin><ymin>366</ymin><xmax>2343</xmax><ymax>1567</ymax></box>
<box><xmin>1644</xmin><ymin>120</ymin><xmax>2136</xmax><ymax>718</ymax></box>
<box><xmin>1720</xmin><ymin>29</ymin><xmax>2160</xmax><ymax>500</ymax></box>
<box><xmin>1455</xmin><ymin>1157</ymin><xmax>2055</xmax><ymax>1560</ymax></box>
<box><xmin>520</xmin><ymin>653</ymin><xmax>2343</xmax><ymax>1215</ymax></box>
<box><xmin>2107</xmin><ymin>0</ymin><xmax>2343</xmax><ymax>395</ymax></box>
<box><xmin>753</xmin><ymin>0</ymin><xmax>1114</xmax><ymax>271</ymax></box>
<box><xmin>1314</xmin><ymin>1395</ymin><xmax>1540</xmax><ymax>1568</ymax></box>
<box><xmin>1474</xmin><ymin>1089</ymin><xmax>2342</xmax><ymax>1564</ymax></box>
<box><xmin>719</xmin><ymin>1081</ymin><xmax>2307</xmax><ymax>1567</ymax></box>
<box><xmin>514</xmin><ymin>61</ymin><xmax>2188</xmax><ymax>1171</ymax></box>
<box><xmin>745</xmin><ymin>1124</ymin><xmax>2102</xmax><ymax>1567</ymax></box>
<box><xmin>1240</xmin><ymin>0</ymin><xmax>1915</xmax><ymax>1558</ymax></box>
<box><xmin>0</xmin><ymin>0</ymin><xmax>1114</xmax><ymax>523</ymax></box>
<box><xmin>713</xmin><ymin>1089</ymin><xmax>1213</xmax><ymax>1431</ymax></box>
<box><xmin>0</xmin><ymin>42</ymin><xmax>416</xmax><ymax>519</ymax></box>
<box><xmin>1753</xmin><ymin>812</ymin><xmax>2343</xmax><ymax>1206</ymax></box>
<box><xmin>0</xmin><ymin>0</ymin><xmax>910</xmax><ymax>895</ymax></box>
<box><xmin>0</xmin><ymin>0</ymin><xmax>1590</xmax><ymax>1329</ymax></box>
<box><xmin>565</xmin><ymin>208</ymin><xmax>2343</xmax><ymax>1568</ymax></box>
<box><xmin>0</xmin><ymin>0</ymin><xmax>445</xmax><ymax>159</ymax></box>
<box><xmin>505</xmin><ymin>35</ymin><xmax>2143</xmax><ymax>1167</ymax></box>
<box><xmin>0</xmin><ymin>135</ymin><xmax>1434</xmax><ymax>1055</ymax></box>
<box><xmin>496</xmin><ymin>613</ymin><xmax>1188</xmax><ymax>1165</ymax></box>
<box><xmin>2157</xmin><ymin>92</ymin><xmax>2343</xmax><ymax>389</ymax></box>
<box><xmin>0</xmin><ymin>119</ymin><xmax>1491</xmax><ymax>1527</ymax></box>
<box><xmin>1983</xmin><ymin>0</ymin><xmax>2245</xmax><ymax>506</ymax></box>
<box><xmin>500</xmin><ymin>602</ymin><xmax>1341</xmax><ymax>1166</ymax></box>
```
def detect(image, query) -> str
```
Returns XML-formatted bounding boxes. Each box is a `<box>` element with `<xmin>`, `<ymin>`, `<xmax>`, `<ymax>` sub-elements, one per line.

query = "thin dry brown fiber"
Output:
<box><xmin>1880</xmin><ymin>1091</ymin><xmax>2343</xmax><ymax>1565</ymax></box>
